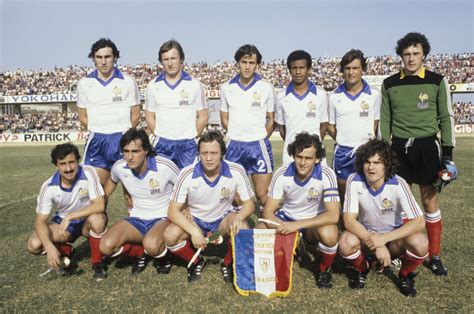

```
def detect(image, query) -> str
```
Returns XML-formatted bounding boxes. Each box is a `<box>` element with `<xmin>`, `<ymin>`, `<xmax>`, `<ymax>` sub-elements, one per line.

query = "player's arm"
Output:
<box><xmin>437</xmin><ymin>77</ymin><xmax>455</xmax><ymax>158</ymax></box>
<box><xmin>230</xmin><ymin>198</ymin><xmax>255</xmax><ymax>234</ymax></box>
<box><xmin>220</xmin><ymin>111</ymin><xmax>229</xmax><ymax>131</ymax></box>
<box><xmin>265</xmin><ymin>111</ymin><xmax>275</xmax><ymax>138</ymax></box>
<box><xmin>319</xmin><ymin>122</ymin><xmax>328</xmax><ymax>141</ymax></box>
<box><xmin>373</xmin><ymin>120</ymin><xmax>379</xmax><ymax>138</ymax></box>
<box><xmin>276</xmin><ymin>123</ymin><xmax>286</xmax><ymax>140</ymax></box>
<box><xmin>145</xmin><ymin>110</ymin><xmax>156</xmax><ymax>135</ymax></box>
<box><xmin>103</xmin><ymin>176</ymin><xmax>118</xmax><ymax>204</ymax></box>
<box><xmin>327</xmin><ymin>124</ymin><xmax>337</xmax><ymax>140</ymax></box>
<box><xmin>365</xmin><ymin>216</ymin><xmax>425</xmax><ymax>250</ymax></box>
<box><xmin>35</xmin><ymin>213</ymin><xmax>61</xmax><ymax>269</ymax></box>
<box><xmin>261</xmin><ymin>197</ymin><xmax>282</xmax><ymax>227</ymax></box>
<box><xmin>195</xmin><ymin>109</ymin><xmax>208</xmax><ymax>137</ymax></box>
<box><xmin>59</xmin><ymin>196</ymin><xmax>105</xmax><ymax>238</ymax></box>
<box><xmin>77</xmin><ymin>107</ymin><xmax>88</xmax><ymax>129</ymax></box>
<box><xmin>130</xmin><ymin>105</ymin><xmax>140</xmax><ymax>128</ymax></box>
<box><xmin>343</xmin><ymin>212</ymin><xmax>371</xmax><ymax>243</ymax></box>
<box><xmin>379</xmin><ymin>83</ymin><xmax>392</xmax><ymax>141</ymax></box>
<box><xmin>168</xmin><ymin>201</ymin><xmax>206</xmax><ymax>249</ymax></box>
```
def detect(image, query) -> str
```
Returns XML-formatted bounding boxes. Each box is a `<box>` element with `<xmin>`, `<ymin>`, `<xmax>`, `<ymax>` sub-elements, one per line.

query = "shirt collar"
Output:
<box><xmin>49</xmin><ymin>166</ymin><xmax>87</xmax><ymax>191</ymax></box>
<box><xmin>400</xmin><ymin>67</ymin><xmax>425</xmax><ymax>79</ymax></box>
<box><xmin>284</xmin><ymin>162</ymin><xmax>322</xmax><ymax>180</ymax></box>
<box><xmin>285</xmin><ymin>81</ymin><xmax>317</xmax><ymax>97</ymax></box>
<box><xmin>335</xmin><ymin>79</ymin><xmax>372</xmax><ymax>95</ymax></box>
<box><xmin>229</xmin><ymin>73</ymin><xmax>262</xmax><ymax>91</ymax></box>
<box><xmin>192</xmin><ymin>160</ymin><xmax>233</xmax><ymax>179</ymax></box>
<box><xmin>123</xmin><ymin>156</ymin><xmax>158</xmax><ymax>179</ymax></box>
<box><xmin>154</xmin><ymin>70</ymin><xmax>192</xmax><ymax>83</ymax></box>
<box><xmin>87</xmin><ymin>67</ymin><xmax>124</xmax><ymax>82</ymax></box>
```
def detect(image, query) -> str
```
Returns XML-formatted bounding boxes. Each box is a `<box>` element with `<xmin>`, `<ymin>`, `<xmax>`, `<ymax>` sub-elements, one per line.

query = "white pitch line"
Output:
<box><xmin>0</xmin><ymin>195</ymin><xmax>37</xmax><ymax>209</ymax></box>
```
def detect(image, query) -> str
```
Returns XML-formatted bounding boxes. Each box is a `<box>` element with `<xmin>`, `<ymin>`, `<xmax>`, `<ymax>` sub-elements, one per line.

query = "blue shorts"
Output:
<box><xmin>52</xmin><ymin>214</ymin><xmax>85</xmax><ymax>241</ymax></box>
<box><xmin>193</xmin><ymin>213</ymin><xmax>229</xmax><ymax>234</ymax></box>
<box><xmin>125</xmin><ymin>217</ymin><xmax>167</xmax><ymax>236</ymax></box>
<box><xmin>225</xmin><ymin>138</ymin><xmax>273</xmax><ymax>175</ymax></box>
<box><xmin>333</xmin><ymin>144</ymin><xmax>357</xmax><ymax>180</ymax></box>
<box><xmin>153</xmin><ymin>137</ymin><xmax>197</xmax><ymax>169</ymax></box>
<box><xmin>83</xmin><ymin>132</ymin><xmax>123</xmax><ymax>170</ymax></box>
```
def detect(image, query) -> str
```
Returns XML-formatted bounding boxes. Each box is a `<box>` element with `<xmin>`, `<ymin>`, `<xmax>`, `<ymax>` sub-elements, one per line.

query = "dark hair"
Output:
<box><xmin>396</xmin><ymin>32</ymin><xmax>431</xmax><ymax>57</ymax></box>
<box><xmin>286</xmin><ymin>50</ymin><xmax>312</xmax><ymax>70</ymax></box>
<box><xmin>158</xmin><ymin>39</ymin><xmax>185</xmax><ymax>62</ymax></box>
<box><xmin>198</xmin><ymin>130</ymin><xmax>226</xmax><ymax>156</ymax></box>
<box><xmin>340</xmin><ymin>49</ymin><xmax>367</xmax><ymax>72</ymax></box>
<box><xmin>234</xmin><ymin>44</ymin><xmax>262</xmax><ymax>64</ymax></box>
<box><xmin>287</xmin><ymin>132</ymin><xmax>325</xmax><ymax>160</ymax></box>
<box><xmin>88</xmin><ymin>38</ymin><xmax>120</xmax><ymax>59</ymax></box>
<box><xmin>354</xmin><ymin>139</ymin><xmax>399</xmax><ymax>181</ymax></box>
<box><xmin>51</xmin><ymin>143</ymin><xmax>81</xmax><ymax>165</ymax></box>
<box><xmin>120</xmin><ymin>128</ymin><xmax>156</xmax><ymax>157</ymax></box>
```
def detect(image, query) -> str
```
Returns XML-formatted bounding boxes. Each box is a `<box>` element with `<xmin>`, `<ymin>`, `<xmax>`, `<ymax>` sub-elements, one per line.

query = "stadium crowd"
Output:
<box><xmin>1</xmin><ymin>53</ymin><xmax>472</xmax><ymax>95</ymax></box>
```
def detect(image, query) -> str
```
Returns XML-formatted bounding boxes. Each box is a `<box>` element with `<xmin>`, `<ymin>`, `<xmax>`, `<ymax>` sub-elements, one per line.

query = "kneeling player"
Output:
<box><xmin>100</xmin><ymin>129</ymin><xmax>179</xmax><ymax>276</ymax></box>
<box><xmin>338</xmin><ymin>139</ymin><xmax>428</xmax><ymax>297</ymax></box>
<box><xmin>164</xmin><ymin>130</ymin><xmax>255</xmax><ymax>283</ymax></box>
<box><xmin>257</xmin><ymin>132</ymin><xmax>340</xmax><ymax>289</ymax></box>
<box><xmin>27</xmin><ymin>143</ymin><xmax>107</xmax><ymax>281</ymax></box>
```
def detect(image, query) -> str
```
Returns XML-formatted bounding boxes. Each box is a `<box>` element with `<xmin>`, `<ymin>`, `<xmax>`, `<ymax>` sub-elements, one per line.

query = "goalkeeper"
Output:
<box><xmin>380</xmin><ymin>32</ymin><xmax>457</xmax><ymax>276</ymax></box>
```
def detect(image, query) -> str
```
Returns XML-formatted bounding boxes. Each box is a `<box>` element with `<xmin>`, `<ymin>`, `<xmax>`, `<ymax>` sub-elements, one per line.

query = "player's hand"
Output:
<box><xmin>442</xmin><ymin>158</ymin><xmax>458</xmax><ymax>181</ymax></box>
<box><xmin>374</xmin><ymin>246</ymin><xmax>391</xmax><ymax>268</ymax></box>
<box><xmin>46</xmin><ymin>247</ymin><xmax>61</xmax><ymax>270</ymax></box>
<box><xmin>182</xmin><ymin>209</ymin><xmax>193</xmax><ymax>221</ymax></box>
<box><xmin>59</xmin><ymin>217</ymin><xmax>71</xmax><ymax>238</ymax></box>
<box><xmin>230</xmin><ymin>219</ymin><xmax>245</xmax><ymax>235</ymax></box>
<box><xmin>365</xmin><ymin>233</ymin><xmax>387</xmax><ymax>250</ymax></box>
<box><xmin>276</xmin><ymin>221</ymin><xmax>299</xmax><ymax>235</ymax></box>
<box><xmin>190</xmin><ymin>232</ymin><xmax>207</xmax><ymax>250</ymax></box>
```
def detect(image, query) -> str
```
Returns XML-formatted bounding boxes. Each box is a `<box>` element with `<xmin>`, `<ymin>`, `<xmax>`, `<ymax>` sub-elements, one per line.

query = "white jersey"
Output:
<box><xmin>76</xmin><ymin>68</ymin><xmax>139</xmax><ymax>134</ymax></box>
<box><xmin>36</xmin><ymin>166</ymin><xmax>104</xmax><ymax>218</ymax></box>
<box><xmin>110</xmin><ymin>156</ymin><xmax>179</xmax><ymax>220</ymax></box>
<box><xmin>344</xmin><ymin>173</ymin><xmax>423</xmax><ymax>233</ymax></box>
<box><xmin>275</xmin><ymin>81</ymin><xmax>328</xmax><ymax>165</ymax></box>
<box><xmin>171</xmin><ymin>160</ymin><xmax>255</xmax><ymax>222</ymax></box>
<box><xmin>145</xmin><ymin>71</ymin><xmax>207</xmax><ymax>140</ymax></box>
<box><xmin>328</xmin><ymin>80</ymin><xmax>381</xmax><ymax>147</ymax></box>
<box><xmin>220</xmin><ymin>74</ymin><xmax>276</xmax><ymax>141</ymax></box>
<box><xmin>268</xmin><ymin>162</ymin><xmax>339</xmax><ymax>220</ymax></box>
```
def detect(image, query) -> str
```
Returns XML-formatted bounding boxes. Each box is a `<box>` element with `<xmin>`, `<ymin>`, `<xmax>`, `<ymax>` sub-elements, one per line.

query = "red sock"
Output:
<box><xmin>88</xmin><ymin>230</ymin><xmax>105</xmax><ymax>265</ymax></box>
<box><xmin>122</xmin><ymin>243</ymin><xmax>145</xmax><ymax>258</ymax></box>
<box><xmin>54</xmin><ymin>243</ymin><xmax>73</xmax><ymax>256</ymax></box>
<box><xmin>168</xmin><ymin>240</ymin><xmax>199</xmax><ymax>265</ymax></box>
<box><xmin>345</xmin><ymin>250</ymin><xmax>367</xmax><ymax>273</ymax></box>
<box><xmin>223</xmin><ymin>238</ymin><xmax>233</xmax><ymax>266</ymax></box>
<box><xmin>399</xmin><ymin>250</ymin><xmax>426</xmax><ymax>277</ymax></box>
<box><xmin>426</xmin><ymin>219</ymin><xmax>442</xmax><ymax>258</ymax></box>
<box><xmin>319</xmin><ymin>251</ymin><xmax>336</xmax><ymax>272</ymax></box>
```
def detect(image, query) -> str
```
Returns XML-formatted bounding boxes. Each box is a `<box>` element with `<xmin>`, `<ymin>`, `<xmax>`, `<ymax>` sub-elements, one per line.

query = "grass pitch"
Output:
<box><xmin>0</xmin><ymin>138</ymin><xmax>473</xmax><ymax>312</ymax></box>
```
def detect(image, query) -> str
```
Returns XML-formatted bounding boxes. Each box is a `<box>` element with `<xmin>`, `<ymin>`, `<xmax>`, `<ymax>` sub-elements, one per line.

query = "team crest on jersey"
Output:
<box><xmin>149</xmin><ymin>178</ymin><xmax>161</xmax><ymax>195</ymax></box>
<box><xmin>179</xmin><ymin>90</ymin><xmax>190</xmax><ymax>106</ymax></box>
<box><xmin>380</xmin><ymin>198</ymin><xmax>395</xmax><ymax>215</ymax></box>
<box><xmin>251</xmin><ymin>92</ymin><xmax>262</xmax><ymax>107</ymax></box>
<box><xmin>219</xmin><ymin>187</ymin><xmax>232</xmax><ymax>203</ymax></box>
<box><xmin>259</xmin><ymin>258</ymin><xmax>270</xmax><ymax>273</ymax></box>
<box><xmin>307</xmin><ymin>187</ymin><xmax>319</xmax><ymax>202</ymax></box>
<box><xmin>359</xmin><ymin>101</ymin><xmax>369</xmax><ymax>117</ymax></box>
<box><xmin>78</xmin><ymin>188</ymin><xmax>89</xmax><ymax>202</ymax></box>
<box><xmin>417</xmin><ymin>93</ymin><xmax>429</xmax><ymax>109</ymax></box>
<box><xmin>112</xmin><ymin>86</ymin><xmax>123</xmax><ymax>102</ymax></box>
<box><xmin>306</xmin><ymin>101</ymin><xmax>317</xmax><ymax>118</ymax></box>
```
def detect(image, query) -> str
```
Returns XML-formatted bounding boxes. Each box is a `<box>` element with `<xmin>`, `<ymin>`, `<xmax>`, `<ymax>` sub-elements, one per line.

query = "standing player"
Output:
<box><xmin>220</xmin><ymin>44</ymin><xmax>276</xmax><ymax>207</ymax></box>
<box><xmin>328</xmin><ymin>49</ymin><xmax>381</xmax><ymax>201</ymax></box>
<box><xmin>145</xmin><ymin>39</ymin><xmax>208</xmax><ymax>169</ymax></box>
<box><xmin>380</xmin><ymin>32</ymin><xmax>457</xmax><ymax>275</ymax></box>
<box><xmin>164</xmin><ymin>131</ymin><xmax>255</xmax><ymax>284</ymax></box>
<box><xmin>77</xmin><ymin>38</ymin><xmax>141</xmax><ymax>185</ymax></box>
<box><xmin>275</xmin><ymin>50</ymin><xmax>329</xmax><ymax>165</ymax></box>
<box><xmin>27</xmin><ymin>143</ymin><xmax>108</xmax><ymax>281</ymax></box>
<box><xmin>339</xmin><ymin>139</ymin><xmax>428</xmax><ymax>297</ymax></box>
<box><xmin>257</xmin><ymin>132</ymin><xmax>340</xmax><ymax>289</ymax></box>
<box><xmin>100</xmin><ymin>129</ymin><xmax>179</xmax><ymax>276</ymax></box>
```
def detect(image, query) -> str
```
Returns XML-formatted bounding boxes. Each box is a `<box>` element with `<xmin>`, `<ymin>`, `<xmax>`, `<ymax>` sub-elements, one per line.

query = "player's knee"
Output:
<box><xmin>318</xmin><ymin>225</ymin><xmax>339</xmax><ymax>247</ymax></box>
<box><xmin>338</xmin><ymin>231</ymin><xmax>359</xmax><ymax>255</ymax></box>
<box><xmin>143</xmin><ymin>235</ymin><xmax>164</xmax><ymax>255</ymax></box>
<box><xmin>27</xmin><ymin>234</ymin><xmax>43</xmax><ymax>254</ymax></box>
<box><xmin>163</xmin><ymin>225</ymin><xmax>181</xmax><ymax>246</ymax></box>
<box><xmin>99</xmin><ymin>235</ymin><xmax>116</xmax><ymax>255</ymax></box>
<box><xmin>406</xmin><ymin>232</ymin><xmax>429</xmax><ymax>256</ymax></box>
<box><xmin>86</xmin><ymin>214</ymin><xmax>107</xmax><ymax>233</ymax></box>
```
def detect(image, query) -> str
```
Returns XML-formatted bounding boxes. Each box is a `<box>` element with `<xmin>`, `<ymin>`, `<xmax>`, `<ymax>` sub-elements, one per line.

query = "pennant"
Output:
<box><xmin>232</xmin><ymin>229</ymin><xmax>299</xmax><ymax>298</ymax></box>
